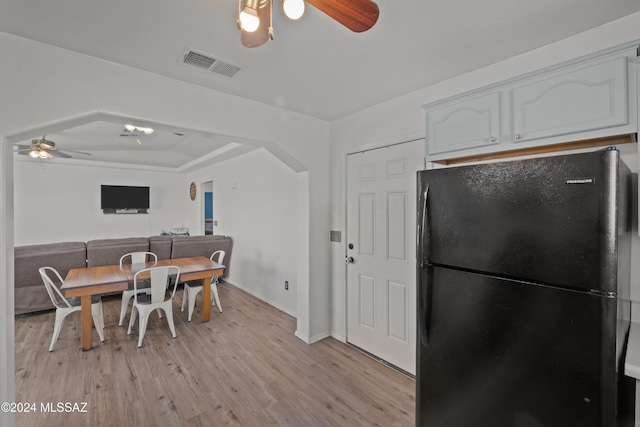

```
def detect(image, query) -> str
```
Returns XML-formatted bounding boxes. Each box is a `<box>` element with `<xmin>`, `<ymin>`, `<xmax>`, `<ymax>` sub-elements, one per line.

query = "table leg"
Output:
<box><xmin>81</xmin><ymin>295</ymin><xmax>93</xmax><ymax>351</ymax></box>
<box><xmin>202</xmin><ymin>277</ymin><xmax>211</xmax><ymax>322</ymax></box>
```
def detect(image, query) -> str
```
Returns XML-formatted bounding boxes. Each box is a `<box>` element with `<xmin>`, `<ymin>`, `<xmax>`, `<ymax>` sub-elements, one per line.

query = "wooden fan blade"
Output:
<box><xmin>57</xmin><ymin>148</ymin><xmax>91</xmax><ymax>156</ymax></box>
<box><xmin>306</xmin><ymin>0</ymin><xmax>379</xmax><ymax>33</ymax></box>
<box><xmin>241</xmin><ymin>4</ymin><xmax>272</xmax><ymax>48</ymax></box>
<box><xmin>48</xmin><ymin>150</ymin><xmax>72</xmax><ymax>159</ymax></box>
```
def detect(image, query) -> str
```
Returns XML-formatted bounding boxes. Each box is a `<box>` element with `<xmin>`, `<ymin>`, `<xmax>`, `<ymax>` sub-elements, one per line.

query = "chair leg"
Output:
<box><xmin>187</xmin><ymin>286</ymin><xmax>202</xmax><ymax>322</ymax></box>
<box><xmin>153</xmin><ymin>291</ymin><xmax>162</xmax><ymax>319</ymax></box>
<box><xmin>98</xmin><ymin>301</ymin><xmax>105</xmax><ymax>330</ymax></box>
<box><xmin>119</xmin><ymin>291</ymin><xmax>134</xmax><ymax>327</ymax></box>
<box><xmin>127</xmin><ymin>305</ymin><xmax>138</xmax><ymax>335</ymax></box>
<box><xmin>181</xmin><ymin>286</ymin><xmax>188</xmax><ymax>312</ymax></box>
<box><xmin>211</xmin><ymin>283</ymin><xmax>222</xmax><ymax>313</ymax></box>
<box><xmin>137</xmin><ymin>313</ymin><xmax>149</xmax><ymax>348</ymax></box>
<box><xmin>165</xmin><ymin>304</ymin><xmax>177</xmax><ymax>339</ymax></box>
<box><xmin>92</xmin><ymin>313</ymin><xmax>105</xmax><ymax>342</ymax></box>
<box><xmin>49</xmin><ymin>309</ymin><xmax>68</xmax><ymax>352</ymax></box>
<box><xmin>92</xmin><ymin>303</ymin><xmax>105</xmax><ymax>343</ymax></box>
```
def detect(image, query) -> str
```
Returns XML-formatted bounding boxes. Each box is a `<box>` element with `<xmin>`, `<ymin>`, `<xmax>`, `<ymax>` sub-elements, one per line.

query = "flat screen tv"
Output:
<box><xmin>101</xmin><ymin>185</ymin><xmax>150</xmax><ymax>211</ymax></box>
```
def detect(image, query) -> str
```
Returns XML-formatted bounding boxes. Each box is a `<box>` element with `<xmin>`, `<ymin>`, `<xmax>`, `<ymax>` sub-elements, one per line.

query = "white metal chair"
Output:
<box><xmin>181</xmin><ymin>250</ymin><xmax>225</xmax><ymax>322</ymax></box>
<box><xmin>118</xmin><ymin>252</ymin><xmax>158</xmax><ymax>326</ymax></box>
<box><xmin>39</xmin><ymin>266</ymin><xmax>105</xmax><ymax>352</ymax></box>
<box><xmin>127</xmin><ymin>265</ymin><xmax>180</xmax><ymax>348</ymax></box>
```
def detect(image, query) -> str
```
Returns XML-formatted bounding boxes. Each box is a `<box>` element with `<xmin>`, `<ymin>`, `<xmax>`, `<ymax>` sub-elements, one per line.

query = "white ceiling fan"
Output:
<box><xmin>15</xmin><ymin>137</ymin><xmax>91</xmax><ymax>159</ymax></box>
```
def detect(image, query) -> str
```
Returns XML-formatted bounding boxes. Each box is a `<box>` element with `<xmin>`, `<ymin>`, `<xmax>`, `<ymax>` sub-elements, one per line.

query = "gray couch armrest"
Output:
<box><xmin>14</xmin><ymin>241</ymin><xmax>87</xmax><ymax>315</ymax></box>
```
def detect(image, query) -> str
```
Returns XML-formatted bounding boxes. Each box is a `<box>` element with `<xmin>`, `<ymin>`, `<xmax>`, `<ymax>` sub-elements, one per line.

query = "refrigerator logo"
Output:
<box><xmin>565</xmin><ymin>177</ymin><xmax>595</xmax><ymax>185</ymax></box>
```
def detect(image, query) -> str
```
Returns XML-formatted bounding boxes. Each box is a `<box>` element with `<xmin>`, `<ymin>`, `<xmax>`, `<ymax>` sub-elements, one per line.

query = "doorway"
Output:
<box><xmin>202</xmin><ymin>181</ymin><xmax>214</xmax><ymax>235</ymax></box>
<box><xmin>345</xmin><ymin>139</ymin><xmax>424</xmax><ymax>375</ymax></box>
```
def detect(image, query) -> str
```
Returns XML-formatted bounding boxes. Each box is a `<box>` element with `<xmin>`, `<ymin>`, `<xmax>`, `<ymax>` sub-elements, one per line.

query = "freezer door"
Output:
<box><xmin>418</xmin><ymin>148</ymin><xmax>627</xmax><ymax>293</ymax></box>
<box><xmin>416</xmin><ymin>267</ymin><xmax>619</xmax><ymax>427</ymax></box>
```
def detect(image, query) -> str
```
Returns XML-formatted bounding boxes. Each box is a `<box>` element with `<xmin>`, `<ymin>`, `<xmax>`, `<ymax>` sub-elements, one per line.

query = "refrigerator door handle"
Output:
<box><xmin>418</xmin><ymin>182</ymin><xmax>431</xmax><ymax>345</ymax></box>
<box><xmin>418</xmin><ymin>183</ymin><xmax>430</xmax><ymax>268</ymax></box>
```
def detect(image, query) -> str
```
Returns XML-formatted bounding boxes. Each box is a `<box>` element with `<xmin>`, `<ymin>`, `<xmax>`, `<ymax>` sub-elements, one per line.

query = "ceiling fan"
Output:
<box><xmin>15</xmin><ymin>137</ymin><xmax>91</xmax><ymax>159</ymax></box>
<box><xmin>238</xmin><ymin>0</ymin><xmax>379</xmax><ymax>48</ymax></box>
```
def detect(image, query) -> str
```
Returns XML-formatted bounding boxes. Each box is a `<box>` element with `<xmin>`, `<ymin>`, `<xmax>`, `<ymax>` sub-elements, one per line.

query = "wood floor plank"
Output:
<box><xmin>15</xmin><ymin>282</ymin><xmax>415</xmax><ymax>426</ymax></box>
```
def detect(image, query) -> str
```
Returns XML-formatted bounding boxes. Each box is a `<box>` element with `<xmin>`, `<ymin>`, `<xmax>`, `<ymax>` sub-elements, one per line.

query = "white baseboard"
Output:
<box><xmin>294</xmin><ymin>329</ymin><xmax>331</xmax><ymax>344</ymax></box>
<box><xmin>330</xmin><ymin>331</ymin><xmax>346</xmax><ymax>343</ymax></box>
<box><xmin>294</xmin><ymin>329</ymin><xmax>309</xmax><ymax>343</ymax></box>
<box><xmin>309</xmin><ymin>330</ymin><xmax>331</xmax><ymax>344</ymax></box>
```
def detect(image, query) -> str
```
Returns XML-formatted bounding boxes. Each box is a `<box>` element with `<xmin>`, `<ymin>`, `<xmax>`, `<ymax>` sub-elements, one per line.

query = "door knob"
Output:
<box><xmin>345</xmin><ymin>256</ymin><xmax>355</xmax><ymax>264</ymax></box>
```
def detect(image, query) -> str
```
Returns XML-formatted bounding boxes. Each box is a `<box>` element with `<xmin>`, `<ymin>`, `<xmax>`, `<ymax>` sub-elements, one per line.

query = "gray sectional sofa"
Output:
<box><xmin>14</xmin><ymin>235</ymin><xmax>233</xmax><ymax>315</ymax></box>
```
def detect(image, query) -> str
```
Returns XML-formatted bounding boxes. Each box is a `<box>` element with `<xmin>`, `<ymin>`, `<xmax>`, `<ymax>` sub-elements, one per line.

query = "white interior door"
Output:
<box><xmin>346</xmin><ymin>140</ymin><xmax>424</xmax><ymax>375</ymax></box>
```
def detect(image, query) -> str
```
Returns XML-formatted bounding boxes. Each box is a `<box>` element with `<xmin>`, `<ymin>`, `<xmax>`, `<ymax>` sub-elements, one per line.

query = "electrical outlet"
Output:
<box><xmin>285</xmin><ymin>281</ymin><xmax>289</xmax><ymax>290</ymax></box>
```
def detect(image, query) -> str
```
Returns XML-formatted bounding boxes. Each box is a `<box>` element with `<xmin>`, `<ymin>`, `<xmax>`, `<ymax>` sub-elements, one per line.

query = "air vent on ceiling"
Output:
<box><xmin>179</xmin><ymin>48</ymin><xmax>242</xmax><ymax>79</ymax></box>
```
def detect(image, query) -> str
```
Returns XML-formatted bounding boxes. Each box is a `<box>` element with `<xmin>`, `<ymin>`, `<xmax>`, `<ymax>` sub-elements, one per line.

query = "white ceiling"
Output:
<box><xmin>12</xmin><ymin>120</ymin><xmax>257</xmax><ymax>170</ymax></box>
<box><xmin>4</xmin><ymin>0</ymin><xmax>640</xmax><ymax>168</ymax></box>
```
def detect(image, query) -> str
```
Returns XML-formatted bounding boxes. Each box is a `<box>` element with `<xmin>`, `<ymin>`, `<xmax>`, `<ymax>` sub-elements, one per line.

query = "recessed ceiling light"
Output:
<box><xmin>124</xmin><ymin>124</ymin><xmax>154</xmax><ymax>134</ymax></box>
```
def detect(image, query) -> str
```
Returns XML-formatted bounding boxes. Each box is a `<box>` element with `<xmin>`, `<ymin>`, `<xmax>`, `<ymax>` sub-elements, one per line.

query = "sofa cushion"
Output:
<box><xmin>170</xmin><ymin>235</ymin><xmax>232</xmax><ymax>278</ymax></box>
<box><xmin>14</xmin><ymin>242</ymin><xmax>87</xmax><ymax>315</ymax></box>
<box><xmin>149</xmin><ymin>235</ymin><xmax>172</xmax><ymax>260</ymax></box>
<box><xmin>86</xmin><ymin>237</ymin><xmax>150</xmax><ymax>267</ymax></box>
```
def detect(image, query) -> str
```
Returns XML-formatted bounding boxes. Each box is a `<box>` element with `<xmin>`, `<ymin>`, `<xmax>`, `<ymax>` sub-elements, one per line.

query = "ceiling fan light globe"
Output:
<box><xmin>143</xmin><ymin>127</ymin><xmax>154</xmax><ymax>135</ymax></box>
<box><xmin>124</xmin><ymin>124</ymin><xmax>136</xmax><ymax>132</ymax></box>
<box><xmin>283</xmin><ymin>0</ymin><xmax>304</xmax><ymax>20</ymax></box>
<box><xmin>38</xmin><ymin>150</ymin><xmax>49</xmax><ymax>159</ymax></box>
<box><xmin>239</xmin><ymin>8</ymin><xmax>260</xmax><ymax>32</ymax></box>
<box><xmin>29</xmin><ymin>150</ymin><xmax>38</xmax><ymax>158</ymax></box>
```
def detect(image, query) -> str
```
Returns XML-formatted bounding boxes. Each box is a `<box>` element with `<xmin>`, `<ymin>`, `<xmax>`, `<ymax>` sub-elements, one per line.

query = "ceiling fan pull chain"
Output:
<box><xmin>269</xmin><ymin>0</ymin><xmax>274</xmax><ymax>40</ymax></box>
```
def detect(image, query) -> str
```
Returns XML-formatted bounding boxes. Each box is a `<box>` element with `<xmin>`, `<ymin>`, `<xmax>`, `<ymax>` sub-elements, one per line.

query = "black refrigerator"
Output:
<box><xmin>416</xmin><ymin>147</ymin><xmax>634</xmax><ymax>427</ymax></box>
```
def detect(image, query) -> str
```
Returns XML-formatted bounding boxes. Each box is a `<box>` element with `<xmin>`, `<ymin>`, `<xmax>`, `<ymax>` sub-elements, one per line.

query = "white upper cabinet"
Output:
<box><xmin>427</xmin><ymin>92</ymin><xmax>501</xmax><ymax>155</ymax></box>
<box><xmin>510</xmin><ymin>57</ymin><xmax>628</xmax><ymax>144</ymax></box>
<box><xmin>423</xmin><ymin>45</ymin><xmax>638</xmax><ymax>162</ymax></box>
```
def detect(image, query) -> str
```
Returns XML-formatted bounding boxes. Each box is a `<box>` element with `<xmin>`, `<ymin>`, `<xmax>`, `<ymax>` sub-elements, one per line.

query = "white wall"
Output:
<box><xmin>184</xmin><ymin>148</ymin><xmax>299</xmax><ymax>316</ymax></box>
<box><xmin>13</xmin><ymin>148</ymin><xmax>302</xmax><ymax>318</ymax></box>
<box><xmin>13</xmin><ymin>159</ymin><xmax>186</xmax><ymax>246</ymax></box>
<box><xmin>329</xmin><ymin>12</ymin><xmax>640</xmax><ymax>338</ymax></box>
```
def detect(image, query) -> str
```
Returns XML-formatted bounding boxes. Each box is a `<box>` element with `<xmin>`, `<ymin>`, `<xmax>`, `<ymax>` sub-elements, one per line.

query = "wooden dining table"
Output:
<box><xmin>61</xmin><ymin>256</ymin><xmax>225</xmax><ymax>350</ymax></box>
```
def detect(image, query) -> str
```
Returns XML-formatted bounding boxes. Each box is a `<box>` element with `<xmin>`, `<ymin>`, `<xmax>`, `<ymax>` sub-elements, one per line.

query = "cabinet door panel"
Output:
<box><xmin>426</xmin><ymin>92</ymin><xmax>501</xmax><ymax>155</ymax></box>
<box><xmin>512</xmin><ymin>58</ymin><xmax>628</xmax><ymax>143</ymax></box>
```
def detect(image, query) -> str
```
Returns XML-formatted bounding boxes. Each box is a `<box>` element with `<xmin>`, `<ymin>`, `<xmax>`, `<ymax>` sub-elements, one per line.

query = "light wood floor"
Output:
<box><xmin>15</xmin><ymin>282</ymin><xmax>415</xmax><ymax>426</ymax></box>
